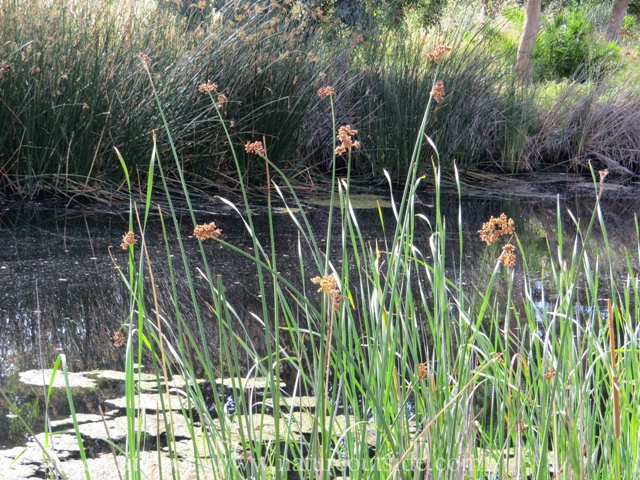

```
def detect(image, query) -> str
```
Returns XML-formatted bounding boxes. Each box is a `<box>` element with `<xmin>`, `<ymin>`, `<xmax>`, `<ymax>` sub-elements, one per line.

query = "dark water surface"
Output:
<box><xmin>1</xmin><ymin>177</ymin><xmax>639</xmax><ymax>449</ymax></box>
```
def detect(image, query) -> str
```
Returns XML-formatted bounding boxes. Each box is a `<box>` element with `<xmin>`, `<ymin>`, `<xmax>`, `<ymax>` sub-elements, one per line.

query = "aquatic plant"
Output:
<box><xmin>3</xmin><ymin>28</ymin><xmax>640</xmax><ymax>480</ymax></box>
<box><xmin>0</xmin><ymin>0</ymin><xmax>356</xmax><ymax>198</ymax></box>
<box><xmin>99</xmin><ymin>64</ymin><xmax>635</xmax><ymax>477</ymax></box>
<box><xmin>4</xmin><ymin>0</ymin><xmax>640</xmax><ymax>200</ymax></box>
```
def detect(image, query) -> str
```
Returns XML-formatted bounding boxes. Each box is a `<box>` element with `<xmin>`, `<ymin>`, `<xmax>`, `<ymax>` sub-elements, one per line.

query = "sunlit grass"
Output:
<box><xmin>2</xmin><ymin>5</ymin><xmax>640</xmax><ymax>479</ymax></box>
<box><xmin>5</xmin><ymin>0</ymin><xmax>640</xmax><ymax>201</ymax></box>
<box><xmin>37</xmin><ymin>45</ymin><xmax>634</xmax><ymax>479</ymax></box>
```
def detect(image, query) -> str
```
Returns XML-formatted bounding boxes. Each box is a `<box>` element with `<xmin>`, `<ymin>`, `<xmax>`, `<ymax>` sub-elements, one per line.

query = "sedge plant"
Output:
<box><xmin>18</xmin><ymin>40</ymin><xmax>640</xmax><ymax>480</ymax></box>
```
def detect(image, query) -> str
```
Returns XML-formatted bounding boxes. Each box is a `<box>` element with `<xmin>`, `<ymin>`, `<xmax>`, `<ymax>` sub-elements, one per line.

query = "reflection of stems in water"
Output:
<box><xmin>34</xmin><ymin>280</ymin><xmax>53</xmax><ymax>447</ymax></box>
<box><xmin>99</xmin><ymin>405</ymin><xmax>123</xmax><ymax>480</ymax></box>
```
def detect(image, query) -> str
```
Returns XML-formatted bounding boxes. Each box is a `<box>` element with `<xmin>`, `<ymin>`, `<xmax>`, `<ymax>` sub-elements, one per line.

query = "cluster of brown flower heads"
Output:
<box><xmin>427</xmin><ymin>45</ymin><xmax>452</xmax><ymax>63</ymax></box>
<box><xmin>113</xmin><ymin>331</ymin><xmax>125</xmax><ymax>347</ymax></box>
<box><xmin>478</xmin><ymin>213</ymin><xmax>517</xmax><ymax>267</ymax></box>
<box><xmin>245</xmin><ymin>140</ymin><xmax>266</xmax><ymax>156</ymax></box>
<box><xmin>138</xmin><ymin>52</ymin><xmax>151</xmax><ymax>69</ymax></box>
<box><xmin>317</xmin><ymin>86</ymin><xmax>335</xmax><ymax>99</ymax></box>
<box><xmin>478</xmin><ymin>213</ymin><xmax>515</xmax><ymax>245</ymax></box>
<box><xmin>311</xmin><ymin>275</ymin><xmax>344</xmax><ymax>311</ymax></box>
<box><xmin>335</xmin><ymin>125</ymin><xmax>359</xmax><ymax>155</ymax></box>
<box><xmin>431</xmin><ymin>80</ymin><xmax>445</xmax><ymax>103</ymax></box>
<box><xmin>198</xmin><ymin>81</ymin><xmax>218</xmax><ymax>93</ymax></box>
<box><xmin>498</xmin><ymin>243</ymin><xmax>516</xmax><ymax>267</ymax></box>
<box><xmin>417</xmin><ymin>362</ymin><xmax>429</xmax><ymax>381</ymax></box>
<box><xmin>194</xmin><ymin>222</ymin><xmax>222</xmax><ymax>240</ymax></box>
<box><xmin>120</xmin><ymin>231</ymin><xmax>137</xmax><ymax>250</ymax></box>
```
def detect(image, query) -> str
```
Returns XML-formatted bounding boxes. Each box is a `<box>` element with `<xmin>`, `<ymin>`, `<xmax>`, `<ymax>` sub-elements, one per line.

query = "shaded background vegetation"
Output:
<box><xmin>1</xmin><ymin>0</ymin><xmax>640</xmax><ymax>200</ymax></box>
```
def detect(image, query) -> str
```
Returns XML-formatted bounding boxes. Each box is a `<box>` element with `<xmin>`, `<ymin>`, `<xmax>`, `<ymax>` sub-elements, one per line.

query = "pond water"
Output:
<box><xmin>1</xmin><ymin>176</ymin><xmax>639</xmax><ymax>456</ymax></box>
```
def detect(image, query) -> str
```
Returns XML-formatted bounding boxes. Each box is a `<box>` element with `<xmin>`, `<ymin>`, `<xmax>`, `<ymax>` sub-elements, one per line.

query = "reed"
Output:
<box><xmin>4</xmin><ymin>0</ymin><xmax>640</xmax><ymax>200</ymax></box>
<box><xmin>3</xmin><ymin>9</ymin><xmax>640</xmax><ymax>480</ymax></box>
<box><xmin>0</xmin><ymin>0</ymin><xmax>356</xmax><ymax>198</ymax></box>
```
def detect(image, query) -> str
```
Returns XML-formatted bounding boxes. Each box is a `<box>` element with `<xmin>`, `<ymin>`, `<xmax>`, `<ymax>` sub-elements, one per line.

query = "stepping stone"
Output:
<box><xmin>265</xmin><ymin>395</ymin><xmax>317</xmax><ymax>412</ymax></box>
<box><xmin>87</xmin><ymin>369</ymin><xmax>157</xmax><ymax>382</ymax></box>
<box><xmin>105</xmin><ymin>392</ymin><xmax>186</xmax><ymax>412</ymax></box>
<box><xmin>19</xmin><ymin>369</ymin><xmax>96</xmax><ymax>389</ymax></box>
<box><xmin>50</xmin><ymin>413</ymin><xmax>104</xmax><ymax>427</ymax></box>
<box><xmin>31</xmin><ymin>433</ymin><xmax>83</xmax><ymax>452</ymax></box>
<box><xmin>76</xmin><ymin>412</ymin><xmax>194</xmax><ymax>441</ymax></box>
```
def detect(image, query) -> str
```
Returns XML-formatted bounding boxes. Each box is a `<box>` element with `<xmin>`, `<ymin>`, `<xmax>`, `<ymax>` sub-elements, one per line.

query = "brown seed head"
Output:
<box><xmin>335</xmin><ymin>125</ymin><xmax>360</xmax><ymax>155</ymax></box>
<box><xmin>138</xmin><ymin>52</ymin><xmax>151</xmax><ymax>69</ymax></box>
<box><xmin>245</xmin><ymin>141</ymin><xmax>266</xmax><ymax>156</ymax></box>
<box><xmin>113</xmin><ymin>331</ymin><xmax>125</xmax><ymax>347</ymax></box>
<box><xmin>317</xmin><ymin>86</ymin><xmax>335</xmax><ymax>99</ymax></box>
<box><xmin>331</xmin><ymin>292</ymin><xmax>346</xmax><ymax>311</ymax></box>
<box><xmin>198</xmin><ymin>81</ymin><xmax>218</xmax><ymax>93</ymax></box>
<box><xmin>194</xmin><ymin>222</ymin><xmax>222</xmax><ymax>240</ymax></box>
<box><xmin>431</xmin><ymin>80</ymin><xmax>445</xmax><ymax>103</ymax></box>
<box><xmin>498</xmin><ymin>243</ymin><xmax>516</xmax><ymax>267</ymax></box>
<box><xmin>121</xmin><ymin>231</ymin><xmax>137</xmax><ymax>250</ymax></box>
<box><xmin>217</xmin><ymin>93</ymin><xmax>227</xmax><ymax>105</ymax></box>
<box><xmin>417</xmin><ymin>362</ymin><xmax>429</xmax><ymax>381</ymax></box>
<box><xmin>502</xmin><ymin>243</ymin><xmax>516</xmax><ymax>252</ymax></box>
<box><xmin>311</xmin><ymin>275</ymin><xmax>338</xmax><ymax>295</ymax></box>
<box><xmin>478</xmin><ymin>213</ymin><xmax>515</xmax><ymax>245</ymax></box>
<box><xmin>427</xmin><ymin>45</ymin><xmax>452</xmax><ymax>63</ymax></box>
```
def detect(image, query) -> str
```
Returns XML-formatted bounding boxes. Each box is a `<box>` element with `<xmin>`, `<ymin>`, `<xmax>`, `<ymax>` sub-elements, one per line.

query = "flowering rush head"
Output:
<box><xmin>427</xmin><ymin>45</ymin><xmax>451</xmax><ymax>63</ymax></box>
<box><xmin>498</xmin><ymin>243</ymin><xmax>516</xmax><ymax>267</ymax></box>
<box><xmin>335</xmin><ymin>125</ymin><xmax>360</xmax><ymax>155</ymax></box>
<box><xmin>198</xmin><ymin>81</ymin><xmax>218</xmax><ymax>93</ymax></box>
<box><xmin>431</xmin><ymin>80</ymin><xmax>445</xmax><ymax>103</ymax></box>
<box><xmin>245</xmin><ymin>141</ymin><xmax>266</xmax><ymax>156</ymax></box>
<box><xmin>194</xmin><ymin>222</ymin><xmax>222</xmax><ymax>240</ymax></box>
<box><xmin>311</xmin><ymin>275</ymin><xmax>338</xmax><ymax>294</ymax></box>
<box><xmin>478</xmin><ymin>213</ymin><xmax>515</xmax><ymax>245</ymax></box>
<box><xmin>317</xmin><ymin>86</ymin><xmax>335</xmax><ymax>99</ymax></box>
<box><xmin>138</xmin><ymin>52</ymin><xmax>151</xmax><ymax>69</ymax></box>
<box><xmin>120</xmin><ymin>231</ymin><xmax>137</xmax><ymax>250</ymax></box>
<box><xmin>311</xmin><ymin>275</ymin><xmax>344</xmax><ymax>310</ymax></box>
<box><xmin>113</xmin><ymin>331</ymin><xmax>125</xmax><ymax>347</ymax></box>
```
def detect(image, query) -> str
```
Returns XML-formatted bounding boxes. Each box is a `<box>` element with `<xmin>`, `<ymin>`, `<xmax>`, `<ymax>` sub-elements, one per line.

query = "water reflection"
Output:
<box><xmin>1</xmin><ymin>182</ymin><xmax>639</xmax><ymax>447</ymax></box>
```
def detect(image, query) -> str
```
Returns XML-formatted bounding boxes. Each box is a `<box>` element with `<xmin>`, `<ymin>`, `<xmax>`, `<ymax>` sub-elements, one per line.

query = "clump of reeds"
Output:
<box><xmin>0</xmin><ymin>0</ymin><xmax>357</xmax><ymax>198</ymax></box>
<box><xmin>352</xmin><ymin>24</ymin><xmax>527</xmax><ymax>178</ymax></box>
<box><xmin>11</xmin><ymin>36</ymin><xmax>640</xmax><ymax>480</ymax></box>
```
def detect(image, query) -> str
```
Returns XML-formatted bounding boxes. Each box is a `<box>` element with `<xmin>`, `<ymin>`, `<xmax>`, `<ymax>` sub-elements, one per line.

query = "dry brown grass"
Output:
<box><xmin>524</xmin><ymin>78</ymin><xmax>640</xmax><ymax>175</ymax></box>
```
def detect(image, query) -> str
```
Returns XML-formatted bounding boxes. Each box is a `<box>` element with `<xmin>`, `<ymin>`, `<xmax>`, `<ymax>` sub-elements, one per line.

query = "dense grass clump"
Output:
<box><xmin>354</xmin><ymin>28</ymin><xmax>524</xmax><ymax>176</ymax></box>
<box><xmin>4</xmin><ymin>0</ymin><xmax>640</xmax><ymax>200</ymax></box>
<box><xmin>0</xmin><ymin>0</ymin><xmax>358</xmax><ymax>197</ymax></box>
<box><xmin>6</xmin><ymin>45</ymin><xmax>639</xmax><ymax>480</ymax></box>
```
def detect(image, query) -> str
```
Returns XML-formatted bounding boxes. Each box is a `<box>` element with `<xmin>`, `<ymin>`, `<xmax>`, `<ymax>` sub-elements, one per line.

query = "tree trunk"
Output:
<box><xmin>515</xmin><ymin>0</ymin><xmax>542</xmax><ymax>85</ymax></box>
<box><xmin>481</xmin><ymin>0</ymin><xmax>488</xmax><ymax>17</ymax></box>
<box><xmin>605</xmin><ymin>0</ymin><xmax>631</xmax><ymax>41</ymax></box>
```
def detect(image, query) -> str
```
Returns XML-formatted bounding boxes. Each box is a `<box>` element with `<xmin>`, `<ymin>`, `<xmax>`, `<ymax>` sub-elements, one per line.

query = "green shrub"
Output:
<box><xmin>535</xmin><ymin>8</ymin><xmax>620</xmax><ymax>81</ymax></box>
